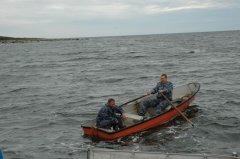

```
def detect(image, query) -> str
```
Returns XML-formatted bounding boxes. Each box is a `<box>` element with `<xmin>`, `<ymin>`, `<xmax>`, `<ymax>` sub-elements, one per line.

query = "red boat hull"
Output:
<box><xmin>82</xmin><ymin>95</ymin><xmax>195</xmax><ymax>140</ymax></box>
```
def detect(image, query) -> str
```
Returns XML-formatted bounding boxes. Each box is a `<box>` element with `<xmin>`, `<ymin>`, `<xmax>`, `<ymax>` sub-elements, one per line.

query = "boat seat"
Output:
<box><xmin>172</xmin><ymin>98</ymin><xmax>183</xmax><ymax>104</ymax></box>
<box><xmin>165</xmin><ymin>105</ymin><xmax>172</xmax><ymax>111</ymax></box>
<box><xmin>163</xmin><ymin>98</ymin><xmax>183</xmax><ymax>113</ymax></box>
<box><xmin>125</xmin><ymin>113</ymin><xmax>143</xmax><ymax>121</ymax></box>
<box><xmin>98</xmin><ymin>128</ymin><xmax>115</xmax><ymax>133</ymax></box>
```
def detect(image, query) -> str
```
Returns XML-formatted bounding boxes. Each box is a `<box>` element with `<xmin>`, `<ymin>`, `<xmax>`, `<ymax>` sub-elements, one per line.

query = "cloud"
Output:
<box><xmin>143</xmin><ymin>0</ymin><xmax>235</xmax><ymax>14</ymax></box>
<box><xmin>1</xmin><ymin>0</ymin><xmax>238</xmax><ymax>22</ymax></box>
<box><xmin>0</xmin><ymin>0</ymin><xmax>239</xmax><ymax>37</ymax></box>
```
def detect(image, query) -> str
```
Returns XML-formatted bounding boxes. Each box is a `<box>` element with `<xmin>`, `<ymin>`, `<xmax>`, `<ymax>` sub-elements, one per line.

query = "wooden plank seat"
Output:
<box><xmin>125</xmin><ymin>113</ymin><xmax>144</xmax><ymax>121</ymax></box>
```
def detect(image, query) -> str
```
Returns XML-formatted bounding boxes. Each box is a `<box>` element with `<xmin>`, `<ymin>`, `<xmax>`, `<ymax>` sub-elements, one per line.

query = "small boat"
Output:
<box><xmin>81</xmin><ymin>82</ymin><xmax>200</xmax><ymax>140</ymax></box>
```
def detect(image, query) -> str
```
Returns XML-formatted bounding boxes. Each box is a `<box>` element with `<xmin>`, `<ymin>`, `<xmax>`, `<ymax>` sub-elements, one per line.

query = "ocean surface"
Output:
<box><xmin>0</xmin><ymin>30</ymin><xmax>240</xmax><ymax>159</ymax></box>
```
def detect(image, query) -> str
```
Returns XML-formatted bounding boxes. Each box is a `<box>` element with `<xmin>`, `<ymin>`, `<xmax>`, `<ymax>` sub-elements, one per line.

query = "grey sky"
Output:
<box><xmin>1</xmin><ymin>0</ymin><xmax>240</xmax><ymax>38</ymax></box>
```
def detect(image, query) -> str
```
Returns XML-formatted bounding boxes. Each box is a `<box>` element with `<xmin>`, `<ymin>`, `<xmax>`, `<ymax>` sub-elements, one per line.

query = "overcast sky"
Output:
<box><xmin>1</xmin><ymin>0</ymin><xmax>240</xmax><ymax>38</ymax></box>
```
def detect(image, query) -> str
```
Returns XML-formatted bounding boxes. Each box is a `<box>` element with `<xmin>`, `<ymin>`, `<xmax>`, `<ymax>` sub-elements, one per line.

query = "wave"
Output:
<box><xmin>60</xmin><ymin>57</ymin><xmax>102</xmax><ymax>62</ymax></box>
<box><xmin>201</xmin><ymin>120</ymin><xmax>240</xmax><ymax>128</ymax></box>
<box><xmin>125</xmin><ymin>55</ymin><xmax>148</xmax><ymax>59</ymax></box>
<box><xmin>9</xmin><ymin>87</ymin><xmax>28</xmax><ymax>93</ymax></box>
<box><xmin>60</xmin><ymin>51</ymin><xmax>83</xmax><ymax>56</ymax></box>
<box><xmin>55</xmin><ymin>112</ymin><xmax>96</xmax><ymax>118</ymax></box>
<box><xmin>223</xmin><ymin>100</ymin><xmax>240</xmax><ymax>105</ymax></box>
<box><xmin>97</xmin><ymin>76</ymin><xmax>127</xmax><ymax>83</ymax></box>
<box><xmin>87</xmin><ymin>92</ymin><xmax>124</xmax><ymax>100</ymax></box>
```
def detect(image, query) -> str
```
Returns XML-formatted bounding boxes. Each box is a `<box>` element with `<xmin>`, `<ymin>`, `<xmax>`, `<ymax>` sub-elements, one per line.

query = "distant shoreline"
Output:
<box><xmin>0</xmin><ymin>36</ymin><xmax>80</xmax><ymax>44</ymax></box>
<box><xmin>1</xmin><ymin>30</ymin><xmax>239</xmax><ymax>44</ymax></box>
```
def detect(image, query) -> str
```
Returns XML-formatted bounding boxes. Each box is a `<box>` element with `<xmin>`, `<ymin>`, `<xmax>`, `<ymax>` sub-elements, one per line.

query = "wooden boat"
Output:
<box><xmin>81</xmin><ymin>82</ymin><xmax>200</xmax><ymax>140</ymax></box>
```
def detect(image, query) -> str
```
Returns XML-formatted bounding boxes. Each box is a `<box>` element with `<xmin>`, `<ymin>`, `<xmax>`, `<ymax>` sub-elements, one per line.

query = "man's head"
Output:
<box><xmin>160</xmin><ymin>74</ymin><xmax>168</xmax><ymax>84</ymax></box>
<box><xmin>108</xmin><ymin>98</ymin><xmax>116</xmax><ymax>108</ymax></box>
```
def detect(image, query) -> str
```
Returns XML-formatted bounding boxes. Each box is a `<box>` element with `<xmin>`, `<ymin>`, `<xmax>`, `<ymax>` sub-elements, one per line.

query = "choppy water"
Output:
<box><xmin>0</xmin><ymin>30</ymin><xmax>240</xmax><ymax>159</ymax></box>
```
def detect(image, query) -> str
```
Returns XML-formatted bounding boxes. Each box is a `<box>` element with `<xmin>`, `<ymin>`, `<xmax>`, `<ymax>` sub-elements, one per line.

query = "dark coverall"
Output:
<box><xmin>96</xmin><ymin>103</ymin><xmax>124</xmax><ymax>130</ymax></box>
<box><xmin>139</xmin><ymin>81</ymin><xmax>173</xmax><ymax>115</ymax></box>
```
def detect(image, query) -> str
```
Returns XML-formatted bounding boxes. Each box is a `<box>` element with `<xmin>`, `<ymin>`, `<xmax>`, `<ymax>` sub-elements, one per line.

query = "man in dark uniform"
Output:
<box><xmin>96</xmin><ymin>98</ymin><xmax>126</xmax><ymax>130</ymax></box>
<box><xmin>139</xmin><ymin>74</ymin><xmax>173</xmax><ymax>116</ymax></box>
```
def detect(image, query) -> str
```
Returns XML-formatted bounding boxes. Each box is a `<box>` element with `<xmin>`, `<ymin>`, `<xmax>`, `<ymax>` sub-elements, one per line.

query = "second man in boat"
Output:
<box><xmin>139</xmin><ymin>74</ymin><xmax>173</xmax><ymax>116</ymax></box>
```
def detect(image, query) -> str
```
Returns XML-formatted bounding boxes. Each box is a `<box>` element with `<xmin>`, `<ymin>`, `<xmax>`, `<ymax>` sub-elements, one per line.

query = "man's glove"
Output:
<box><xmin>111</xmin><ymin>118</ymin><xmax>118</xmax><ymax>125</ymax></box>
<box><xmin>114</xmin><ymin>118</ymin><xmax>118</xmax><ymax>124</ymax></box>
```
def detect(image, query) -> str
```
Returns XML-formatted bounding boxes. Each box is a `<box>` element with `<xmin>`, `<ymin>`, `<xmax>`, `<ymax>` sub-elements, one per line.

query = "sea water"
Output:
<box><xmin>0</xmin><ymin>30</ymin><xmax>240</xmax><ymax>158</ymax></box>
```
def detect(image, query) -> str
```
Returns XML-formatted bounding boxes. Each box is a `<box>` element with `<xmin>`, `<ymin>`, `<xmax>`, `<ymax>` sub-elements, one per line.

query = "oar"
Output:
<box><xmin>160</xmin><ymin>92</ymin><xmax>194</xmax><ymax>127</ymax></box>
<box><xmin>119</xmin><ymin>95</ymin><xmax>147</xmax><ymax>107</ymax></box>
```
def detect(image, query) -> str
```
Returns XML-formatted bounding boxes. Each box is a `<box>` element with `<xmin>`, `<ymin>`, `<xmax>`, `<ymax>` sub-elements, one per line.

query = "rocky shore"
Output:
<box><xmin>0</xmin><ymin>36</ymin><xmax>80</xmax><ymax>44</ymax></box>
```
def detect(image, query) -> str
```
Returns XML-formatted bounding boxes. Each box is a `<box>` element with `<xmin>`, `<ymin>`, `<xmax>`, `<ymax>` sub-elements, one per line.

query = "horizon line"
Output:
<box><xmin>1</xmin><ymin>29</ymin><xmax>239</xmax><ymax>40</ymax></box>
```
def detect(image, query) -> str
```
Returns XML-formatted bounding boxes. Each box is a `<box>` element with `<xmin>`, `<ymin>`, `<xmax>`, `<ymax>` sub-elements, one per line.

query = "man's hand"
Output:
<box><xmin>158</xmin><ymin>89</ymin><xmax>165</xmax><ymax>94</ymax></box>
<box><xmin>147</xmin><ymin>91</ymin><xmax>152</xmax><ymax>96</ymax></box>
<box><xmin>121</xmin><ymin>113</ymin><xmax>127</xmax><ymax>121</ymax></box>
<box><xmin>113</xmin><ymin>118</ymin><xmax>118</xmax><ymax>124</ymax></box>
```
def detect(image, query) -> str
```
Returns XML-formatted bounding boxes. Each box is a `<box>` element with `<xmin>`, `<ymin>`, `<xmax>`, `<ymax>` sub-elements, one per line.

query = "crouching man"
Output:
<box><xmin>96</xmin><ymin>98</ymin><xmax>126</xmax><ymax>130</ymax></box>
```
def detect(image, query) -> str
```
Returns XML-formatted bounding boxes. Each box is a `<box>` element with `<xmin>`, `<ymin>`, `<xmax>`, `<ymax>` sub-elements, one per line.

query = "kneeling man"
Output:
<box><xmin>96</xmin><ymin>98</ymin><xmax>126</xmax><ymax>130</ymax></box>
